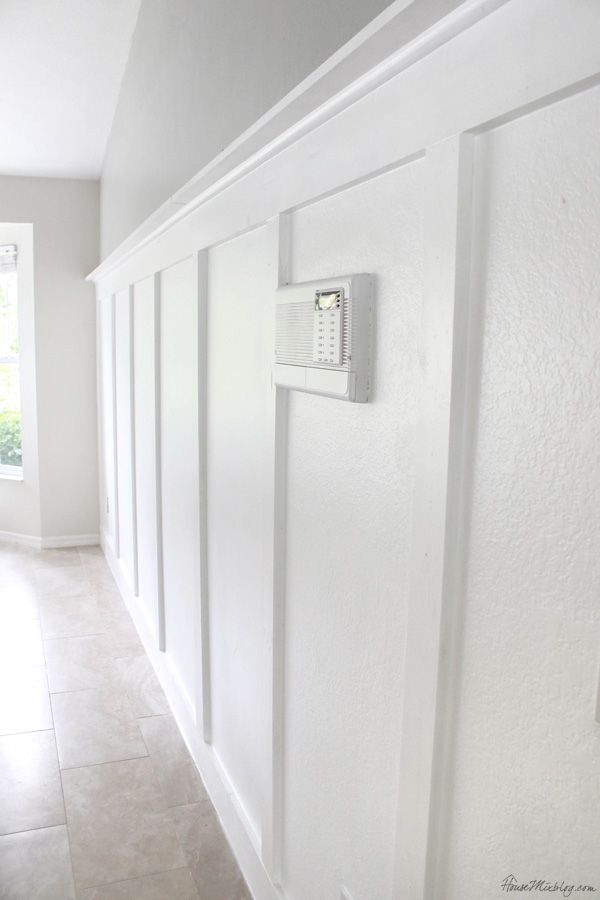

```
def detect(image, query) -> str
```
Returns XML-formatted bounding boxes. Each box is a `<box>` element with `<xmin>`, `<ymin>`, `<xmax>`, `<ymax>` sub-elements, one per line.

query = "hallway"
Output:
<box><xmin>0</xmin><ymin>542</ymin><xmax>250</xmax><ymax>900</ymax></box>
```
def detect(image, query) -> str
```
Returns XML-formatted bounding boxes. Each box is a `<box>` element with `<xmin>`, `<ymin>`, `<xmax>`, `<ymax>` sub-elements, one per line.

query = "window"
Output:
<box><xmin>0</xmin><ymin>244</ymin><xmax>22</xmax><ymax>476</ymax></box>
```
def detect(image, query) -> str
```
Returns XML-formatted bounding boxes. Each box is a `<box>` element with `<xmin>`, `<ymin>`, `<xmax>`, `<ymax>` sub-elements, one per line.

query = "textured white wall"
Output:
<box><xmin>284</xmin><ymin>163</ymin><xmax>423</xmax><ymax>900</ymax></box>
<box><xmin>0</xmin><ymin>176</ymin><xmax>99</xmax><ymax>541</ymax></box>
<box><xmin>444</xmin><ymin>87</ymin><xmax>600</xmax><ymax>897</ymax></box>
<box><xmin>99</xmin><ymin>0</ymin><xmax>395</xmax><ymax>255</ymax></box>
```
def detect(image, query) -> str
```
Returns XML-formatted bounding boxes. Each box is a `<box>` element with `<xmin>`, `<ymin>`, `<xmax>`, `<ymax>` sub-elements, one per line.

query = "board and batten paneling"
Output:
<box><xmin>160</xmin><ymin>256</ymin><xmax>201</xmax><ymax>713</ymax></box>
<box><xmin>90</xmin><ymin>4</ymin><xmax>600</xmax><ymax>900</ymax></box>
<box><xmin>133</xmin><ymin>274</ymin><xmax>160</xmax><ymax>638</ymax></box>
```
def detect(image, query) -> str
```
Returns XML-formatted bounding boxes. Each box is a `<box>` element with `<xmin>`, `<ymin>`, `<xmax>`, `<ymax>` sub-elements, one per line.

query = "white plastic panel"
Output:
<box><xmin>160</xmin><ymin>256</ymin><xmax>199</xmax><ymax>709</ymax></box>
<box><xmin>99</xmin><ymin>295</ymin><xmax>117</xmax><ymax>550</ymax></box>
<box><xmin>114</xmin><ymin>288</ymin><xmax>136</xmax><ymax>592</ymax></box>
<box><xmin>207</xmin><ymin>226</ymin><xmax>272</xmax><ymax>845</ymax></box>
<box><xmin>275</xmin><ymin>274</ymin><xmax>373</xmax><ymax>401</ymax></box>
<box><xmin>133</xmin><ymin>275</ymin><xmax>159</xmax><ymax>637</ymax></box>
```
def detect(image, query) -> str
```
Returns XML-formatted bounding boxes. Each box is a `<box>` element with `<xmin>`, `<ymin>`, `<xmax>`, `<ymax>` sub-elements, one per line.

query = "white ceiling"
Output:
<box><xmin>0</xmin><ymin>0</ymin><xmax>142</xmax><ymax>179</ymax></box>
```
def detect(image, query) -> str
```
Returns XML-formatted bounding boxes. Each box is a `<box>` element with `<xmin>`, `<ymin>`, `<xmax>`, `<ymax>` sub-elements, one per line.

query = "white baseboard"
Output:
<box><xmin>41</xmin><ymin>533</ymin><xmax>100</xmax><ymax>548</ymax></box>
<box><xmin>0</xmin><ymin>530</ymin><xmax>99</xmax><ymax>549</ymax></box>
<box><xmin>100</xmin><ymin>533</ymin><xmax>280</xmax><ymax>900</ymax></box>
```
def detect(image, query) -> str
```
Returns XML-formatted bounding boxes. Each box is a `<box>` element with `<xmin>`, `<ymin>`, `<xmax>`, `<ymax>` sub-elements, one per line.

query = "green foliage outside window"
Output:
<box><xmin>0</xmin><ymin>410</ymin><xmax>21</xmax><ymax>467</ymax></box>
<box><xmin>0</xmin><ymin>264</ymin><xmax>22</xmax><ymax>468</ymax></box>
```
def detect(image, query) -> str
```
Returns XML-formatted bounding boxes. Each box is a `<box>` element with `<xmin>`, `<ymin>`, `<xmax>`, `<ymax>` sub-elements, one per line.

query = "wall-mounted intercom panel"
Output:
<box><xmin>274</xmin><ymin>274</ymin><xmax>373</xmax><ymax>401</ymax></box>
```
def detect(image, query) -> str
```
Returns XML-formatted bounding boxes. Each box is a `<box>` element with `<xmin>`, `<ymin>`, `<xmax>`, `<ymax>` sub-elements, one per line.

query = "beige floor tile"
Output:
<box><xmin>78</xmin><ymin>868</ymin><xmax>200</xmax><ymax>899</ymax></box>
<box><xmin>0</xmin><ymin>618</ymin><xmax>45</xmax><ymax>670</ymax></box>
<box><xmin>0</xmin><ymin>730</ymin><xmax>65</xmax><ymax>835</ymax></box>
<box><xmin>104</xmin><ymin>611</ymin><xmax>145</xmax><ymax>658</ymax></box>
<box><xmin>115</xmin><ymin>656</ymin><xmax>169</xmax><ymax>717</ymax></box>
<box><xmin>32</xmin><ymin>548</ymin><xmax>83</xmax><ymax>569</ymax></box>
<box><xmin>84</xmin><ymin>565</ymin><xmax>118</xmax><ymax>593</ymax></box>
<box><xmin>0</xmin><ymin>825</ymin><xmax>76</xmax><ymax>900</ymax></box>
<box><xmin>52</xmin><ymin>687</ymin><xmax>148</xmax><ymax>769</ymax></box>
<box><xmin>169</xmin><ymin>804</ymin><xmax>251</xmax><ymax>900</ymax></box>
<box><xmin>40</xmin><ymin>595</ymin><xmax>108</xmax><ymax>639</ymax></box>
<box><xmin>63</xmin><ymin>756</ymin><xmax>186</xmax><ymax>889</ymax></box>
<box><xmin>33</xmin><ymin>565</ymin><xmax>90</xmax><ymax>599</ymax></box>
<box><xmin>0</xmin><ymin>666</ymin><xmax>52</xmax><ymax>736</ymax></box>
<box><xmin>77</xmin><ymin>544</ymin><xmax>104</xmax><ymax>561</ymax></box>
<box><xmin>139</xmin><ymin>716</ymin><xmax>207</xmax><ymax>808</ymax></box>
<box><xmin>0</xmin><ymin>541</ymin><xmax>38</xmax><ymax>561</ymax></box>
<box><xmin>45</xmin><ymin>634</ymin><xmax>120</xmax><ymax>693</ymax></box>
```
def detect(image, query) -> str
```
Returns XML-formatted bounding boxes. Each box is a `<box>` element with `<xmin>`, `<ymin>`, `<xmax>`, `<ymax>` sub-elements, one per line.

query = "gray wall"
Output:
<box><xmin>100</xmin><ymin>0</ymin><xmax>392</xmax><ymax>256</ymax></box>
<box><xmin>0</xmin><ymin>176</ymin><xmax>99</xmax><ymax>539</ymax></box>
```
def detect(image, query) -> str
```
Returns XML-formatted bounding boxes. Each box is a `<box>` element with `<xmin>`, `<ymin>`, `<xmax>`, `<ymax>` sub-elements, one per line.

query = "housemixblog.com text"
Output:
<box><xmin>501</xmin><ymin>876</ymin><xmax>597</xmax><ymax>897</ymax></box>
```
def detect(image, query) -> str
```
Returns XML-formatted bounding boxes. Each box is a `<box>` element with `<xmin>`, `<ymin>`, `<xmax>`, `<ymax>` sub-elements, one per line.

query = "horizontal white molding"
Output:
<box><xmin>100</xmin><ymin>535</ymin><xmax>279</xmax><ymax>900</ymax></box>
<box><xmin>88</xmin><ymin>0</ymin><xmax>600</xmax><ymax>298</ymax></box>
<box><xmin>41</xmin><ymin>533</ymin><xmax>100</xmax><ymax>549</ymax></box>
<box><xmin>88</xmin><ymin>0</ymin><xmax>511</xmax><ymax>285</ymax></box>
<box><xmin>0</xmin><ymin>530</ymin><xmax>99</xmax><ymax>549</ymax></box>
<box><xmin>0</xmin><ymin>530</ymin><xmax>42</xmax><ymax>548</ymax></box>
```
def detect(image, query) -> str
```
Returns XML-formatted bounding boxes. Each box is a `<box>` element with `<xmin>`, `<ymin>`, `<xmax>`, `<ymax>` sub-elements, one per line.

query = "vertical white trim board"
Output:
<box><xmin>393</xmin><ymin>132</ymin><xmax>476</xmax><ymax>900</ymax></box>
<box><xmin>128</xmin><ymin>284</ymin><xmax>139</xmax><ymax>596</ymax></box>
<box><xmin>196</xmin><ymin>249</ymin><xmax>212</xmax><ymax>742</ymax></box>
<box><xmin>260</xmin><ymin>214</ymin><xmax>292</xmax><ymax>884</ymax></box>
<box><xmin>110</xmin><ymin>293</ymin><xmax>120</xmax><ymax>557</ymax></box>
<box><xmin>153</xmin><ymin>271</ymin><xmax>166</xmax><ymax>652</ymax></box>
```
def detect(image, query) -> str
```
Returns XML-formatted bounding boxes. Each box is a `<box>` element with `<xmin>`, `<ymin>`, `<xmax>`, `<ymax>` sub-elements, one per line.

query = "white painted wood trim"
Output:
<box><xmin>0</xmin><ymin>531</ymin><xmax>100</xmax><ymax>549</ymax></box>
<box><xmin>196</xmin><ymin>250</ymin><xmax>212</xmax><ymax>742</ymax></box>
<box><xmin>154</xmin><ymin>272</ymin><xmax>166</xmax><ymax>651</ymax></box>
<box><xmin>110</xmin><ymin>293</ymin><xmax>120</xmax><ymax>557</ymax></box>
<box><xmin>88</xmin><ymin>0</ymin><xmax>600</xmax><ymax>298</ymax></box>
<box><xmin>88</xmin><ymin>0</ymin><xmax>511</xmax><ymax>284</ymax></box>
<box><xmin>393</xmin><ymin>133</ymin><xmax>475</xmax><ymax>900</ymax></box>
<box><xmin>95</xmin><ymin>297</ymin><xmax>107</xmax><ymax>554</ymax></box>
<box><xmin>128</xmin><ymin>285</ymin><xmax>140</xmax><ymax>596</ymax></box>
<box><xmin>260</xmin><ymin>214</ymin><xmax>292</xmax><ymax>882</ymax></box>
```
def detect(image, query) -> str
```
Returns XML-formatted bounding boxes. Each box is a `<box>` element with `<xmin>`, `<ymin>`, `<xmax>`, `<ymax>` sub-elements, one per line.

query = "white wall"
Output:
<box><xmin>0</xmin><ymin>176</ymin><xmax>99</xmax><ymax>544</ymax></box>
<box><xmin>443</xmin><ymin>86</ymin><xmax>600</xmax><ymax>898</ymax></box>
<box><xmin>92</xmin><ymin>2</ymin><xmax>600</xmax><ymax>899</ymax></box>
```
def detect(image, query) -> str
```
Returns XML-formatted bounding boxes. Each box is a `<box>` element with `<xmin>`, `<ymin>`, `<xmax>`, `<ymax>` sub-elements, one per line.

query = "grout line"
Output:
<box><xmin>0</xmin><ymin>818</ymin><xmax>67</xmax><ymax>839</ymax></box>
<box><xmin>59</xmin><ymin>751</ymin><xmax>150</xmax><ymax>774</ymax></box>
<box><xmin>72</xmin><ymin>866</ymin><xmax>195</xmax><ymax>895</ymax></box>
<box><xmin>0</xmin><ymin>726</ymin><xmax>54</xmax><ymax>738</ymax></box>
<box><xmin>38</xmin><ymin>621</ymin><xmax>77</xmax><ymax>896</ymax></box>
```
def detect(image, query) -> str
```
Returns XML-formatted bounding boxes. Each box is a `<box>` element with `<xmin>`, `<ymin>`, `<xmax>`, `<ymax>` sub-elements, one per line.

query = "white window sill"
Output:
<box><xmin>0</xmin><ymin>467</ymin><xmax>23</xmax><ymax>481</ymax></box>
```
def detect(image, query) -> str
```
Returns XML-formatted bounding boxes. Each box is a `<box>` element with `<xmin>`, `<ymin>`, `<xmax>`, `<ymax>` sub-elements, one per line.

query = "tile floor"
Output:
<box><xmin>0</xmin><ymin>542</ymin><xmax>251</xmax><ymax>900</ymax></box>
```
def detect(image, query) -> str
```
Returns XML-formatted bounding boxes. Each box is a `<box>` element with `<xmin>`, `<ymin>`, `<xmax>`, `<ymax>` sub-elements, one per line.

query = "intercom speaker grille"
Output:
<box><xmin>275</xmin><ymin>299</ymin><xmax>352</xmax><ymax>369</ymax></box>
